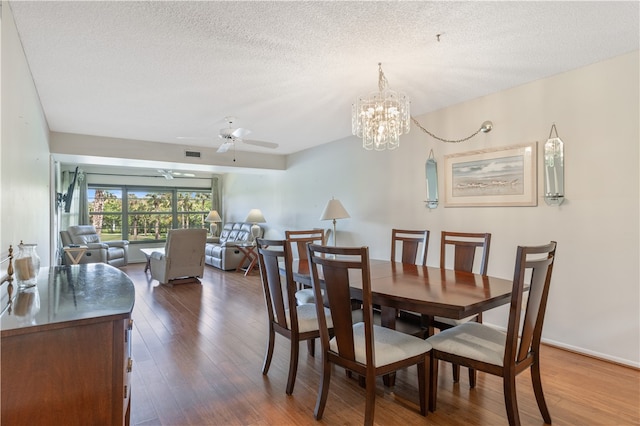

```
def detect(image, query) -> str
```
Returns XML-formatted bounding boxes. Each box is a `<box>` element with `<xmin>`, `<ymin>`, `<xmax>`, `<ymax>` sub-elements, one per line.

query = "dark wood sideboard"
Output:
<box><xmin>1</xmin><ymin>263</ymin><xmax>135</xmax><ymax>426</ymax></box>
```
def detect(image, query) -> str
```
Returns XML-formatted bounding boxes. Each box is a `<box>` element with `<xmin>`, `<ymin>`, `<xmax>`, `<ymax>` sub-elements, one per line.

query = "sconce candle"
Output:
<box><xmin>425</xmin><ymin>150</ymin><xmax>439</xmax><ymax>209</ymax></box>
<box><xmin>544</xmin><ymin>124</ymin><xmax>565</xmax><ymax>206</ymax></box>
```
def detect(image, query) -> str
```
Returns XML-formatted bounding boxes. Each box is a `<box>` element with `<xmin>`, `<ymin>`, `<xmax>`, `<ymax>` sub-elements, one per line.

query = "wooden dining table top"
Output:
<box><xmin>289</xmin><ymin>259</ymin><xmax>514</xmax><ymax>320</ymax></box>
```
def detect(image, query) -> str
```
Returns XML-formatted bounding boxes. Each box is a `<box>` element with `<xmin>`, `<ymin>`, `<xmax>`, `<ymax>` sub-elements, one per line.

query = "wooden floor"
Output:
<box><xmin>121</xmin><ymin>263</ymin><xmax>640</xmax><ymax>426</ymax></box>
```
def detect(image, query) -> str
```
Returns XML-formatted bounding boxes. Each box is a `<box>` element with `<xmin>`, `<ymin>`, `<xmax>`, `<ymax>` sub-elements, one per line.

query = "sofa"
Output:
<box><xmin>60</xmin><ymin>225</ymin><xmax>129</xmax><ymax>267</ymax></box>
<box><xmin>205</xmin><ymin>222</ymin><xmax>263</xmax><ymax>270</ymax></box>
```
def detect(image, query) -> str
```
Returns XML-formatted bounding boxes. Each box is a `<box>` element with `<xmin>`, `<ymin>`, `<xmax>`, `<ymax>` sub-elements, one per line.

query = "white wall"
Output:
<box><xmin>1</xmin><ymin>2</ymin><xmax>52</xmax><ymax>264</ymax></box>
<box><xmin>224</xmin><ymin>51</ymin><xmax>640</xmax><ymax>367</ymax></box>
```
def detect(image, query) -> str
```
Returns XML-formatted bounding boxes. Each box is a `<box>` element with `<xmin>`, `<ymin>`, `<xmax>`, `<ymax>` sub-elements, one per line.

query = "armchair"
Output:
<box><xmin>60</xmin><ymin>225</ymin><xmax>129</xmax><ymax>267</ymax></box>
<box><xmin>150</xmin><ymin>228</ymin><xmax>207</xmax><ymax>285</ymax></box>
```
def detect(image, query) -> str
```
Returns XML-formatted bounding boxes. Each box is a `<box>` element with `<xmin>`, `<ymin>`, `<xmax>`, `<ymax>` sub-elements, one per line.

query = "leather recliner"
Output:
<box><xmin>60</xmin><ymin>225</ymin><xmax>129</xmax><ymax>267</ymax></box>
<box><xmin>204</xmin><ymin>222</ymin><xmax>262</xmax><ymax>270</ymax></box>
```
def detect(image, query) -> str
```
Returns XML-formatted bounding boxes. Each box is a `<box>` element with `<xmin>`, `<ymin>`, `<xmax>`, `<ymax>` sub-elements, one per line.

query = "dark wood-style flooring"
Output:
<box><xmin>121</xmin><ymin>263</ymin><xmax>640</xmax><ymax>425</ymax></box>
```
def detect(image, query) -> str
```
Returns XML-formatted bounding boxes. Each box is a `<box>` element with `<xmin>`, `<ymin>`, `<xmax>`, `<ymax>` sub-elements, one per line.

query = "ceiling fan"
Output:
<box><xmin>217</xmin><ymin>116</ymin><xmax>279</xmax><ymax>153</ymax></box>
<box><xmin>157</xmin><ymin>169</ymin><xmax>195</xmax><ymax>179</ymax></box>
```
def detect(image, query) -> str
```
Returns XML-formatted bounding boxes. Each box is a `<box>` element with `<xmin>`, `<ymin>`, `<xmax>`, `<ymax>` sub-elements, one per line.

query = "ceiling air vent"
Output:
<box><xmin>185</xmin><ymin>150</ymin><xmax>201</xmax><ymax>158</ymax></box>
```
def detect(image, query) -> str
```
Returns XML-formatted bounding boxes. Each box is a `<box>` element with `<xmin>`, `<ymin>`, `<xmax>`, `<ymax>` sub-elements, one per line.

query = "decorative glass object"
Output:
<box><xmin>425</xmin><ymin>150</ymin><xmax>439</xmax><ymax>209</ymax></box>
<box><xmin>14</xmin><ymin>242</ymin><xmax>40</xmax><ymax>288</ymax></box>
<box><xmin>544</xmin><ymin>124</ymin><xmax>565</xmax><ymax>206</ymax></box>
<box><xmin>14</xmin><ymin>285</ymin><xmax>40</xmax><ymax>325</ymax></box>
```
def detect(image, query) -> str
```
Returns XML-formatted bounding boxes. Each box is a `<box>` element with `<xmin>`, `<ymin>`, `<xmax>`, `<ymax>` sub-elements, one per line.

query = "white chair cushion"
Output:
<box><xmin>329</xmin><ymin>322</ymin><xmax>431</xmax><ymax>367</ymax></box>
<box><xmin>286</xmin><ymin>303</ymin><xmax>333</xmax><ymax>333</ymax></box>
<box><xmin>433</xmin><ymin>314</ymin><xmax>478</xmax><ymax>327</ymax></box>
<box><xmin>294</xmin><ymin>288</ymin><xmax>324</xmax><ymax>305</ymax></box>
<box><xmin>426</xmin><ymin>321</ymin><xmax>506</xmax><ymax>366</ymax></box>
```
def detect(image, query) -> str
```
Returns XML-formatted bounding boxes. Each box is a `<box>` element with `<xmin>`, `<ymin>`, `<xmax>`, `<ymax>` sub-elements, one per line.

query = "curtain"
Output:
<box><xmin>211</xmin><ymin>175</ymin><xmax>221</xmax><ymax>215</ymax></box>
<box><xmin>77</xmin><ymin>170</ymin><xmax>90</xmax><ymax>225</ymax></box>
<box><xmin>211</xmin><ymin>175</ymin><xmax>221</xmax><ymax>235</ymax></box>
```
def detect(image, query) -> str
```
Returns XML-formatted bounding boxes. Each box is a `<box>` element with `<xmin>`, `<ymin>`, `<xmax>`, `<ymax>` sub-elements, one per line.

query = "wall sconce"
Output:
<box><xmin>544</xmin><ymin>123</ymin><xmax>565</xmax><ymax>206</ymax></box>
<box><xmin>425</xmin><ymin>150</ymin><xmax>438</xmax><ymax>209</ymax></box>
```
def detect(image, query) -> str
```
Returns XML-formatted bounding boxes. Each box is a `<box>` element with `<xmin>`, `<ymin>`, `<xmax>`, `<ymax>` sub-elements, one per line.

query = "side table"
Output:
<box><xmin>63</xmin><ymin>245</ymin><xmax>87</xmax><ymax>265</ymax></box>
<box><xmin>140</xmin><ymin>248</ymin><xmax>165</xmax><ymax>273</ymax></box>
<box><xmin>236</xmin><ymin>244</ymin><xmax>258</xmax><ymax>276</ymax></box>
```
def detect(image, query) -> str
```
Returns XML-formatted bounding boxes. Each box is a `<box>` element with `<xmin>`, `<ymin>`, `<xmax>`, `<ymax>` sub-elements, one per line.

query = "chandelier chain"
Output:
<box><xmin>411</xmin><ymin>117</ymin><xmax>486</xmax><ymax>143</ymax></box>
<box><xmin>378</xmin><ymin>62</ymin><xmax>387</xmax><ymax>92</ymax></box>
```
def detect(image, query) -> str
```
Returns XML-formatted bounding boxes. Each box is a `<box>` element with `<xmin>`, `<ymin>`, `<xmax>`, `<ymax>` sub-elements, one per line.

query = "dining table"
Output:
<box><xmin>290</xmin><ymin>258</ymin><xmax>514</xmax><ymax>323</ymax></box>
<box><xmin>287</xmin><ymin>258</ymin><xmax>515</xmax><ymax>386</ymax></box>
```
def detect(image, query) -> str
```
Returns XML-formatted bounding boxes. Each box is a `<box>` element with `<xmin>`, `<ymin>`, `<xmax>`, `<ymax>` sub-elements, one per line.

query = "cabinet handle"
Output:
<box><xmin>124</xmin><ymin>385</ymin><xmax>128</xmax><ymax>399</ymax></box>
<box><xmin>127</xmin><ymin>358</ymin><xmax>133</xmax><ymax>373</ymax></box>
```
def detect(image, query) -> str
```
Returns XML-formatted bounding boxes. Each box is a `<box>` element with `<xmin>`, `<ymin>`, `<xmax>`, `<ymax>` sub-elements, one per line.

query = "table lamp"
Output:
<box><xmin>245</xmin><ymin>209</ymin><xmax>266</xmax><ymax>242</ymax></box>
<box><xmin>320</xmin><ymin>197</ymin><xmax>350</xmax><ymax>246</ymax></box>
<box><xmin>205</xmin><ymin>210</ymin><xmax>222</xmax><ymax>236</ymax></box>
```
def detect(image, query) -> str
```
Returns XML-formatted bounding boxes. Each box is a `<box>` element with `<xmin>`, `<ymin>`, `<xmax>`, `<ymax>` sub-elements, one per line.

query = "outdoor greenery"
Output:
<box><xmin>88</xmin><ymin>186</ymin><xmax>212</xmax><ymax>242</ymax></box>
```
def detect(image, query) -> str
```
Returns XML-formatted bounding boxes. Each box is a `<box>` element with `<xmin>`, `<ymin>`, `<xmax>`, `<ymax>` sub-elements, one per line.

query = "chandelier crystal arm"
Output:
<box><xmin>411</xmin><ymin>117</ymin><xmax>493</xmax><ymax>143</ymax></box>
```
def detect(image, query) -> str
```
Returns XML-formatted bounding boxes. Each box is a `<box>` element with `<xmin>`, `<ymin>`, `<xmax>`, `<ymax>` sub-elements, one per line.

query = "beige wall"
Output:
<box><xmin>224</xmin><ymin>51</ymin><xmax>640</xmax><ymax>367</ymax></box>
<box><xmin>1</xmin><ymin>2</ymin><xmax>52</xmax><ymax>264</ymax></box>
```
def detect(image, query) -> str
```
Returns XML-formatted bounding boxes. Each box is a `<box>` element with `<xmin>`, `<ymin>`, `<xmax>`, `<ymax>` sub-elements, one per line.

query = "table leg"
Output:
<box><xmin>236</xmin><ymin>246</ymin><xmax>258</xmax><ymax>276</ymax></box>
<box><xmin>243</xmin><ymin>253</ymin><xmax>259</xmax><ymax>276</ymax></box>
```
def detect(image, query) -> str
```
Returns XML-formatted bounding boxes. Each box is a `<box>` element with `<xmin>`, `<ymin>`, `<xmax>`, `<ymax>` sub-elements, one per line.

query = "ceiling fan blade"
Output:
<box><xmin>217</xmin><ymin>142</ymin><xmax>233</xmax><ymax>153</ymax></box>
<box><xmin>243</xmin><ymin>139</ymin><xmax>279</xmax><ymax>149</ymax></box>
<box><xmin>231</xmin><ymin>127</ymin><xmax>251</xmax><ymax>138</ymax></box>
<box><xmin>177</xmin><ymin>136</ymin><xmax>209</xmax><ymax>140</ymax></box>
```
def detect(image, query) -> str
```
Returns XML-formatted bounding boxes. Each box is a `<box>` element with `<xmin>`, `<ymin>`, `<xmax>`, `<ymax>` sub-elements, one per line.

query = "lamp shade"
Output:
<box><xmin>205</xmin><ymin>210</ymin><xmax>222</xmax><ymax>223</ymax></box>
<box><xmin>245</xmin><ymin>209</ymin><xmax>266</xmax><ymax>224</ymax></box>
<box><xmin>320</xmin><ymin>198</ymin><xmax>350</xmax><ymax>221</ymax></box>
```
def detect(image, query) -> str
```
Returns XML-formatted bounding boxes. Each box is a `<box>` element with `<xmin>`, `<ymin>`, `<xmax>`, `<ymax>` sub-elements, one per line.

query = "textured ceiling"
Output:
<box><xmin>9</xmin><ymin>1</ymin><xmax>640</xmax><ymax>160</ymax></box>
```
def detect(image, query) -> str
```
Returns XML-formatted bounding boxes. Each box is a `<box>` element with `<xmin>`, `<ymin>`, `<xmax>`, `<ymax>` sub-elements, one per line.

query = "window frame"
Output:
<box><xmin>88</xmin><ymin>184</ymin><xmax>212</xmax><ymax>243</ymax></box>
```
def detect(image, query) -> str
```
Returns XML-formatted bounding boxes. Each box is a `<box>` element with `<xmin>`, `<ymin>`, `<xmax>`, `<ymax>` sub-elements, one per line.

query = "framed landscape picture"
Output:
<box><xmin>443</xmin><ymin>142</ymin><xmax>537</xmax><ymax>207</ymax></box>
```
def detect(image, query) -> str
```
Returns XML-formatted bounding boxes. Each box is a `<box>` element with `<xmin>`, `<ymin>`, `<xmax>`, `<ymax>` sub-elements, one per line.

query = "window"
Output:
<box><xmin>88</xmin><ymin>185</ymin><xmax>212</xmax><ymax>243</ymax></box>
<box><xmin>88</xmin><ymin>187</ymin><xmax>124</xmax><ymax>242</ymax></box>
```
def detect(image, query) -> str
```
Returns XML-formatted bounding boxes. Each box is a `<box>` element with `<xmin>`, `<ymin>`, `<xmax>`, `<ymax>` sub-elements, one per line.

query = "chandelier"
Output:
<box><xmin>352</xmin><ymin>63</ymin><xmax>410</xmax><ymax>151</ymax></box>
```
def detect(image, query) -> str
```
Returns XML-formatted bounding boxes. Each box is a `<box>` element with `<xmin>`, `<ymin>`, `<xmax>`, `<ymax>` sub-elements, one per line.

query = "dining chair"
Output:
<box><xmin>435</xmin><ymin>230</ymin><xmax>491</xmax><ymax>385</ymax></box>
<box><xmin>256</xmin><ymin>238</ymin><xmax>333</xmax><ymax>395</ymax></box>
<box><xmin>284</xmin><ymin>229</ymin><xmax>326</xmax><ymax>305</ymax></box>
<box><xmin>427</xmin><ymin>241</ymin><xmax>557</xmax><ymax>426</ymax></box>
<box><xmin>306</xmin><ymin>243</ymin><xmax>431</xmax><ymax>425</ymax></box>
<box><xmin>391</xmin><ymin>228</ymin><xmax>429</xmax><ymax>266</ymax></box>
<box><xmin>390</xmin><ymin>229</ymin><xmax>430</xmax><ymax>338</ymax></box>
